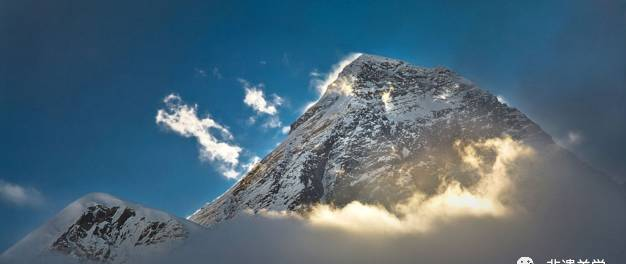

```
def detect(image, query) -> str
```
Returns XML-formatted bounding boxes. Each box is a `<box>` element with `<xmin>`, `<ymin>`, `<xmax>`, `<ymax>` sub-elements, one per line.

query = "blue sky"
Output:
<box><xmin>1</xmin><ymin>0</ymin><xmax>625</xmax><ymax>251</ymax></box>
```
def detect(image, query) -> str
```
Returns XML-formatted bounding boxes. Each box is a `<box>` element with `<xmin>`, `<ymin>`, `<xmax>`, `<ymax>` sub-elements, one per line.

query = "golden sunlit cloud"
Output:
<box><xmin>307</xmin><ymin>136</ymin><xmax>534</xmax><ymax>235</ymax></box>
<box><xmin>328</xmin><ymin>75</ymin><xmax>356</xmax><ymax>96</ymax></box>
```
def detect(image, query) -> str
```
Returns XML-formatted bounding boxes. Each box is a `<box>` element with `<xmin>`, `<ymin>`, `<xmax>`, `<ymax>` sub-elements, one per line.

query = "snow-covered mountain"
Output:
<box><xmin>189</xmin><ymin>53</ymin><xmax>553</xmax><ymax>226</ymax></box>
<box><xmin>1</xmin><ymin>193</ymin><xmax>203</xmax><ymax>264</ymax></box>
<box><xmin>4</xmin><ymin>53</ymin><xmax>600</xmax><ymax>263</ymax></box>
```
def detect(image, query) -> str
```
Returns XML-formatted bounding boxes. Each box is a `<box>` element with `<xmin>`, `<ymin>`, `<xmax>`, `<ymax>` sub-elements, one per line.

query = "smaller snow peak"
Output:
<box><xmin>49</xmin><ymin>201</ymin><xmax>189</xmax><ymax>263</ymax></box>
<box><xmin>2</xmin><ymin>192</ymin><xmax>204</xmax><ymax>264</ymax></box>
<box><xmin>72</xmin><ymin>192</ymin><xmax>127</xmax><ymax>208</ymax></box>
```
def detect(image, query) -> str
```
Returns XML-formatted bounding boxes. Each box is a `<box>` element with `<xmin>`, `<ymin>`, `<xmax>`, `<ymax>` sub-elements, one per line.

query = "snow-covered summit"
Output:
<box><xmin>1</xmin><ymin>193</ymin><xmax>202</xmax><ymax>264</ymax></box>
<box><xmin>189</xmin><ymin>54</ymin><xmax>551</xmax><ymax>226</ymax></box>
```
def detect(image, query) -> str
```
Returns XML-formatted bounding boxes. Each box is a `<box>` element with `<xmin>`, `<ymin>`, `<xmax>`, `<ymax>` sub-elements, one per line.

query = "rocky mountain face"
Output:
<box><xmin>189</xmin><ymin>54</ymin><xmax>553</xmax><ymax>226</ymax></box>
<box><xmin>1</xmin><ymin>193</ymin><xmax>202</xmax><ymax>264</ymax></box>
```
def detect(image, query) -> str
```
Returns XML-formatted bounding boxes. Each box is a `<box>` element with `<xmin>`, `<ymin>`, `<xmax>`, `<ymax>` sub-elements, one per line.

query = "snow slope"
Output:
<box><xmin>1</xmin><ymin>193</ymin><xmax>203</xmax><ymax>264</ymax></box>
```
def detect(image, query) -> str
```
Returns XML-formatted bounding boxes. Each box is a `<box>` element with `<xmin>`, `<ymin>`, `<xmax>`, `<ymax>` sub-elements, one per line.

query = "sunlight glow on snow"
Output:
<box><xmin>381</xmin><ymin>85</ymin><xmax>394</xmax><ymax>111</ymax></box>
<box><xmin>307</xmin><ymin>136</ymin><xmax>534</xmax><ymax>234</ymax></box>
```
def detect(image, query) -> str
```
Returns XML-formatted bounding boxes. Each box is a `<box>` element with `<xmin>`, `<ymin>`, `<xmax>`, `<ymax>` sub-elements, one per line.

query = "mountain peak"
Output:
<box><xmin>189</xmin><ymin>54</ymin><xmax>550</xmax><ymax>226</ymax></box>
<box><xmin>2</xmin><ymin>192</ymin><xmax>202</xmax><ymax>264</ymax></box>
<box><xmin>73</xmin><ymin>192</ymin><xmax>123</xmax><ymax>206</ymax></box>
<box><xmin>326</xmin><ymin>53</ymin><xmax>460</xmax><ymax>97</ymax></box>
<box><xmin>352</xmin><ymin>53</ymin><xmax>397</xmax><ymax>63</ymax></box>
<box><xmin>344</xmin><ymin>53</ymin><xmax>453</xmax><ymax>74</ymax></box>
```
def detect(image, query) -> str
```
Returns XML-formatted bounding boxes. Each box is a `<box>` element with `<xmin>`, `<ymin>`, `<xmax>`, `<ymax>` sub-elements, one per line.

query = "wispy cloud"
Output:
<box><xmin>0</xmin><ymin>179</ymin><xmax>43</xmax><ymax>207</ymax></box>
<box><xmin>194</xmin><ymin>68</ymin><xmax>208</xmax><ymax>77</ymax></box>
<box><xmin>281</xmin><ymin>52</ymin><xmax>290</xmax><ymax>67</ymax></box>
<box><xmin>194</xmin><ymin>67</ymin><xmax>223</xmax><ymax>79</ymax></box>
<box><xmin>310</xmin><ymin>53</ymin><xmax>362</xmax><ymax>96</ymax></box>
<box><xmin>263</xmin><ymin>116</ymin><xmax>282</xmax><ymax>128</ymax></box>
<box><xmin>303</xmin><ymin>53</ymin><xmax>362</xmax><ymax>113</ymax></box>
<box><xmin>309</xmin><ymin>69</ymin><xmax>321</xmax><ymax>78</ymax></box>
<box><xmin>556</xmin><ymin>130</ymin><xmax>584</xmax><ymax>150</ymax></box>
<box><xmin>156</xmin><ymin>94</ymin><xmax>242</xmax><ymax>179</ymax></box>
<box><xmin>212</xmin><ymin>67</ymin><xmax>223</xmax><ymax>79</ymax></box>
<box><xmin>241</xmin><ymin>156</ymin><xmax>261</xmax><ymax>175</ymax></box>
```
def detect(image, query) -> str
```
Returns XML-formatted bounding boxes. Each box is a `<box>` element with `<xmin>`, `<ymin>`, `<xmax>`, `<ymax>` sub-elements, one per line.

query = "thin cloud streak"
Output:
<box><xmin>303</xmin><ymin>53</ymin><xmax>362</xmax><ymax>113</ymax></box>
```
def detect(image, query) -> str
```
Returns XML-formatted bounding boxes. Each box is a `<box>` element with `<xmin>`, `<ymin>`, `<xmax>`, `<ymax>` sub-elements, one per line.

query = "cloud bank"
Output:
<box><xmin>11</xmin><ymin>137</ymin><xmax>625</xmax><ymax>264</ymax></box>
<box><xmin>149</xmin><ymin>136</ymin><xmax>625</xmax><ymax>264</ymax></box>
<box><xmin>156</xmin><ymin>94</ymin><xmax>243</xmax><ymax>179</ymax></box>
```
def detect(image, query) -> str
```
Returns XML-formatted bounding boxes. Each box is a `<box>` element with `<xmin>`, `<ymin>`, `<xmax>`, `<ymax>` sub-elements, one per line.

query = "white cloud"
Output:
<box><xmin>247</xmin><ymin>116</ymin><xmax>257</xmax><ymax>125</ymax></box>
<box><xmin>567</xmin><ymin>131</ymin><xmax>582</xmax><ymax>145</ymax></box>
<box><xmin>309</xmin><ymin>69</ymin><xmax>321</xmax><ymax>78</ymax></box>
<box><xmin>240</xmin><ymin>79</ymin><xmax>280</xmax><ymax>115</ymax></box>
<box><xmin>0</xmin><ymin>179</ymin><xmax>43</xmax><ymax>207</ymax></box>
<box><xmin>281</xmin><ymin>126</ymin><xmax>290</xmax><ymax>134</ymax></box>
<box><xmin>263</xmin><ymin>116</ymin><xmax>282</xmax><ymax>128</ymax></box>
<box><xmin>239</xmin><ymin>79</ymin><xmax>288</xmax><ymax>132</ymax></box>
<box><xmin>556</xmin><ymin>130</ymin><xmax>584</xmax><ymax>149</ymax></box>
<box><xmin>242</xmin><ymin>156</ymin><xmax>262</xmax><ymax>175</ymax></box>
<box><xmin>212</xmin><ymin>67</ymin><xmax>223</xmax><ymax>79</ymax></box>
<box><xmin>271</xmin><ymin>94</ymin><xmax>284</xmax><ymax>107</ymax></box>
<box><xmin>219</xmin><ymin>167</ymin><xmax>240</xmax><ymax>179</ymax></box>
<box><xmin>156</xmin><ymin>94</ymin><xmax>242</xmax><ymax>179</ymax></box>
